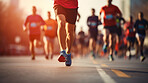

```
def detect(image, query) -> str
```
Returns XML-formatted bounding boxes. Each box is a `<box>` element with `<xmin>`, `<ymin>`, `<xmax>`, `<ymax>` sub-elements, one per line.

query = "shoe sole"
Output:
<box><xmin>65</xmin><ymin>61</ymin><xmax>72</xmax><ymax>66</ymax></box>
<box><xmin>58</xmin><ymin>55</ymin><xmax>66</xmax><ymax>62</ymax></box>
<box><xmin>140</xmin><ymin>57</ymin><xmax>146</xmax><ymax>62</ymax></box>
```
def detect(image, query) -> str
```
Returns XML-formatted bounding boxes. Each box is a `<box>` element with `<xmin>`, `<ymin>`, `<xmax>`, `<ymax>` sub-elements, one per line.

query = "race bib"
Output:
<box><xmin>138</xmin><ymin>24</ymin><xmax>144</xmax><ymax>29</ymax></box>
<box><xmin>30</xmin><ymin>22</ymin><xmax>37</xmax><ymax>27</ymax></box>
<box><xmin>91</xmin><ymin>22</ymin><xmax>97</xmax><ymax>26</ymax></box>
<box><xmin>47</xmin><ymin>26</ymin><xmax>52</xmax><ymax>30</ymax></box>
<box><xmin>106</xmin><ymin>14</ymin><xmax>113</xmax><ymax>20</ymax></box>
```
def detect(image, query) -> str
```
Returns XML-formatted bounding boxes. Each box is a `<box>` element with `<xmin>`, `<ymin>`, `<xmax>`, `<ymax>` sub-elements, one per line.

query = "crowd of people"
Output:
<box><xmin>74</xmin><ymin>0</ymin><xmax>148</xmax><ymax>63</ymax></box>
<box><xmin>23</xmin><ymin>0</ymin><xmax>148</xmax><ymax>66</ymax></box>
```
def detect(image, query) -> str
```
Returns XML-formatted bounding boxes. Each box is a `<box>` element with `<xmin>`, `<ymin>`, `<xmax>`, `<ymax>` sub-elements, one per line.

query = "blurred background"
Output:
<box><xmin>0</xmin><ymin>0</ymin><xmax>148</xmax><ymax>56</ymax></box>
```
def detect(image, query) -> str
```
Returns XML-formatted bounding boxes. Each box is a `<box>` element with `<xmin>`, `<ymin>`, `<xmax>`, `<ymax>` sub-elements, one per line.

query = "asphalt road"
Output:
<box><xmin>0</xmin><ymin>55</ymin><xmax>148</xmax><ymax>83</ymax></box>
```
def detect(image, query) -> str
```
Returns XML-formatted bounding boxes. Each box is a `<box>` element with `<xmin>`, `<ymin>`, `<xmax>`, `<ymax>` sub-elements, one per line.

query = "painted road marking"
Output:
<box><xmin>90</xmin><ymin>58</ymin><xmax>116</xmax><ymax>83</ymax></box>
<box><xmin>96</xmin><ymin>66</ymin><xmax>116</xmax><ymax>83</ymax></box>
<box><xmin>112</xmin><ymin>69</ymin><xmax>131</xmax><ymax>78</ymax></box>
<box><xmin>101</xmin><ymin>64</ymin><xmax>109</xmax><ymax>67</ymax></box>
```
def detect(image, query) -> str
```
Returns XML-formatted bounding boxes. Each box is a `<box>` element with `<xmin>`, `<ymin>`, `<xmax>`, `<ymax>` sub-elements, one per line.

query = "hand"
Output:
<box><xmin>133</xmin><ymin>28</ymin><xmax>136</xmax><ymax>32</ymax></box>
<box><xmin>23</xmin><ymin>27</ymin><xmax>27</xmax><ymax>32</ymax></box>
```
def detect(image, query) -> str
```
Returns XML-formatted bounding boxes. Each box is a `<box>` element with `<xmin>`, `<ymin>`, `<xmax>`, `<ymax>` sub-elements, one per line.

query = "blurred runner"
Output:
<box><xmin>99</xmin><ymin>0</ymin><xmax>122</xmax><ymax>61</ymax></box>
<box><xmin>78</xmin><ymin>27</ymin><xmax>85</xmax><ymax>57</ymax></box>
<box><xmin>54</xmin><ymin>0</ymin><xmax>78</xmax><ymax>66</ymax></box>
<box><xmin>43</xmin><ymin>11</ymin><xmax>58</xmax><ymax>60</ymax></box>
<box><xmin>134</xmin><ymin>12</ymin><xmax>148</xmax><ymax>62</ymax></box>
<box><xmin>115</xmin><ymin>14</ymin><xmax>125</xmax><ymax>55</ymax></box>
<box><xmin>124</xmin><ymin>16</ymin><xmax>136</xmax><ymax>59</ymax></box>
<box><xmin>96</xmin><ymin>30</ymin><xmax>103</xmax><ymax>56</ymax></box>
<box><xmin>87</xmin><ymin>8</ymin><xmax>100</xmax><ymax>58</ymax></box>
<box><xmin>23</xmin><ymin>6</ymin><xmax>45</xmax><ymax>60</ymax></box>
<box><xmin>96</xmin><ymin>30</ymin><xmax>104</xmax><ymax>57</ymax></box>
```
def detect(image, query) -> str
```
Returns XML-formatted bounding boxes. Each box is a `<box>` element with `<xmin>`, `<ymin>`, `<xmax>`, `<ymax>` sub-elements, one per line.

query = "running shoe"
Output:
<box><xmin>65</xmin><ymin>53</ymin><xmax>72</xmax><ymax>66</ymax></box>
<box><xmin>103</xmin><ymin>44</ymin><xmax>107</xmax><ymax>53</ymax></box>
<box><xmin>45</xmin><ymin>55</ymin><xmax>49</xmax><ymax>60</ymax></box>
<box><xmin>32</xmin><ymin>54</ymin><xmax>35</xmax><ymax>60</ymax></box>
<box><xmin>51</xmin><ymin>54</ymin><xmax>53</xmax><ymax>60</ymax></box>
<box><xmin>140</xmin><ymin>56</ymin><xmax>146</xmax><ymax>62</ymax></box>
<box><xmin>114</xmin><ymin>50</ymin><xmax>118</xmax><ymax>56</ymax></box>
<box><xmin>58</xmin><ymin>50</ymin><xmax>66</xmax><ymax>62</ymax></box>
<box><xmin>128</xmin><ymin>54</ymin><xmax>132</xmax><ymax>60</ymax></box>
<box><xmin>109</xmin><ymin>55</ymin><xmax>114</xmax><ymax>61</ymax></box>
<box><xmin>92</xmin><ymin>52</ymin><xmax>96</xmax><ymax>59</ymax></box>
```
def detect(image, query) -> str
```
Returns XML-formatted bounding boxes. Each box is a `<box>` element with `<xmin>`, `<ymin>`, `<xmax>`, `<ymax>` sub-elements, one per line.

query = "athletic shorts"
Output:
<box><xmin>79</xmin><ymin>38</ymin><xmax>85</xmax><ymax>45</ymax></box>
<box><xmin>29</xmin><ymin>34</ymin><xmax>40</xmax><ymax>41</ymax></box>
<box><xmin>126</xmin><ymin>36</ymin><xmax>136</xmax><ymax>43</ymax></box>
<box><xmin>89</xmin><ymin>29</ymin><xmax>98</xmax><ymax>41</ymax></box>
<box><xmin>54</xmin><ymin>5</ymin><xmax>78</xmax><ymax>24</ymax></box>
<box><xmin>104</xmin><ymin>26</ymin><xmax>117</xmax><ymax>34</ymax></box>
<box><xmin>116</xmin><ymin>27</ymin><xmax>122</xmax><ymax>37</ymax></box>
<box><xmin>136</xmin><ymin>33</ymin><xmax>145</xmax><ymax>39</ymax></box>
<box><xmin>43</xmin><ymin>36</ymin><xmax>54</xmax><ymax>43</ymax></box>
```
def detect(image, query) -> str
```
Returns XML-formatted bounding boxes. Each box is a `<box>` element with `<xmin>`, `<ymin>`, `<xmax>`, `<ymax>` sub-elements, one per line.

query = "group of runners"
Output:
<box><xmin>24</xmin><ymin>0</ymin><xmax>148</xmax><ymax>66</ymax></box>
<box><xmin>24</xmin><ymin>6</ymin><xmax>58</xmax><ymax>60</ymax></box>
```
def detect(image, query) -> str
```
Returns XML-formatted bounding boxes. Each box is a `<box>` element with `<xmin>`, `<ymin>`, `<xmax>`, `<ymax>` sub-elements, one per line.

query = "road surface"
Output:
<box><xmin>0</xmin><ymin>55</ymin><xmax>148</xmax><ymax>83</ymax></box>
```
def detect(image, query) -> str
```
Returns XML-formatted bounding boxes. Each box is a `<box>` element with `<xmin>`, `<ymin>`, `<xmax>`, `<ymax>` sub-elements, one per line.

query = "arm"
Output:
<box><xmin>98</xmin><ymin>12</ymin><xmax>102</xmax><ymax>21</ymax></box>
<box><xmin>39</xmin><ymin>16</ymin><xmax>46</xmax><ymax>26</ymax></box>
<box><xmin>134</xmin><ymin>20</ymin><xmax>138</xmax><ymax>32</ymax></box>
<box><xmin>121</xmin><ymin>17</ymin><xmax>126</xmax><ymax>24</ymax></box>
<box><xmin>77</xmin><ymin>12</ymin><xmax>81</xmax><ymax>22</ymax></box>
<box><xmin>116</xmin><ymin>6</ymin><xmax>122</xmax><ymax>17</ymax></box>
<box><xmin>87</xmin><ymin>17</ymin><xmax>90</xmax><ymax>27</ymax></box>
<box><xmin>23</xmin><ymin>16</ymin><xmax>29</xmax><ymax>31</ymax></box>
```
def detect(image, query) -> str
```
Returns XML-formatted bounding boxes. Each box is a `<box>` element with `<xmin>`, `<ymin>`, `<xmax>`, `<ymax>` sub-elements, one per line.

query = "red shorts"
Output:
<box><xmin>29</xmin><ymin>34</ymin><xmax>40</xmax><ymax>41</ymax></box>
<box><xmin>54</xmin><ymin>5</ymin><xmax>78</xmax><ymax>24</ymax></box>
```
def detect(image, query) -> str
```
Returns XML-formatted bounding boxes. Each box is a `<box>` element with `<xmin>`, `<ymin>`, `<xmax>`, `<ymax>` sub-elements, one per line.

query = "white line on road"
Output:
<box><xmin>96</xmin><ymin>66</ymin><xmax>116</xmax><ymax>83</ymax></box>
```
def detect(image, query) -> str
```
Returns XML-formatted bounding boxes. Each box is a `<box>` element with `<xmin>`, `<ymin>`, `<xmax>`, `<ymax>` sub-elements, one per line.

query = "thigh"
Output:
<box><xmin>103</xmin><ymin>28</ymin><xmax>110</xmax><ymax>36</ymax></box>
<box><xmin>66</xmin><ymin>23</ymin><xmax>75</xmax><ymax>33</ymax></box>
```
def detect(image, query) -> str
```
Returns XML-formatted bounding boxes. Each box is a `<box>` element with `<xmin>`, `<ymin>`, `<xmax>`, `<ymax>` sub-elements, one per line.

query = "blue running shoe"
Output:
<box><xmin>58</xmin><ymin>50</ymin><xmax>66</xmax><ymax>62</ymax></box>
<box><xmin>65</xmin><ymin>53</ymin><xmax>72</xmax><ymax>66</ymax></box>
<box><xmin>114</xmin><ymin>51</ymin><xmax>118</xmax><ymax>56</ymax></box>
<box><xmin>103</xmin><ymin>44</ymin><xmax>107</xmax><ymax>53</ymax></box>
<box><xmin>109</xmin><ymin>55</ymin><xmax>114</xmax><ymax>61</ymax></box>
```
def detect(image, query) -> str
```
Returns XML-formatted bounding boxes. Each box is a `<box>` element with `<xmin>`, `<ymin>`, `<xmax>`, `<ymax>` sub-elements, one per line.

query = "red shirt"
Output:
<box><xmin>124</xmin><ymin>22</ymin><xmax>136</xmax><ymax>37</ymax></box>
<box><xmin>44</xmin><ymin>19</ymin><xmax>58</xmax><ymax>38</ymax></box>
<box><xmin>100</xmin><ymin>5</ymin><xmax>121</xmax><ymax>26</ymax></box>
<box><xmin>54</xmin><ymin>0</ymin><xmax>78</xmax><ymax>9</ymax></box>
<box><xmin>24</xmin><ymin>14</ymin><xmax>45</xmax><ymax>35</ymax></box>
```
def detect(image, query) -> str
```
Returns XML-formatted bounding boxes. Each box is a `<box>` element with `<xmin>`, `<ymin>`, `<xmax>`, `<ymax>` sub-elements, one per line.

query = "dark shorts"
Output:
<box><xmin>79</xmin><ymin>38</ymin><xmax>85</xmax><ymax>45</ymax></box>
<box><xmin>104</xmin><ymin>26</ymin><xmax>117</xmax><ymax>34</ymax></box>
<box><xmin>89</xmin><ymin>28</ymin><xmax>98</xmax><ymax>41</ymax></box>
<box><xmin>29</xmin><ymin>34</ymin><xmax>40</xmax><ymax>41</ymax></box>
<box><xmin>54</xmin><ymin>5</ymin><xmax>78</xmax><ymax>24</ymax></box>
<box><xmin>116</xmin><ymin>27</ymin><xmax>122</xmax><ymax>37</ymax></box>
<box><xmin>126</xmin><ymin>36</ymin><xmax>136</xmax><ymax>43</ymax></box>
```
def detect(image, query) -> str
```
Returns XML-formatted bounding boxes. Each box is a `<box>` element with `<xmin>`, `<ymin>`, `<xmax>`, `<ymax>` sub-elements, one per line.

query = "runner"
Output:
<box><xmin>54</xmin><ymin>0</ymin><xmax>78</xmax><ymax>66</ymax></box>
<box><xmin>115</xmin><ymin>14</ymin><xmax>125</xmax><ymax>55</ymax></box>
<box><xmin>24</xmin><ymin>6</ymin><xmax>45</xmax><ymax>60</ymax></box>
<box><xmin>78</xmin><ymin>27</ymin><xmax>85</xmax><ymax>57</ymax></box>
<box><xmin>134</xmin><ymin>12</ymin><xmax>148</xmax><ymax>62</ymax></box>
<box><xmin>43</xmin><ymin>11</ymin><xmax>58</xmax><ymax>60</ymax></box>
<box><xmin>87</xmin><ymin>8</ymin><xmax>100</xmax><ymax>58</ymax></box>
<box><xmin>96</xmin><ymin>30</ymin><xmax>104</xmax><ymax>56</ymax></box>
<box><xmin>99</xmin><ymin>0</ymin><xmax>122</xmax><ymax>61</ymax></box>
<box><xmin>124</xmin><ymin>16</ymin><xmax>136</xmax><ymax>59</ymax></box>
